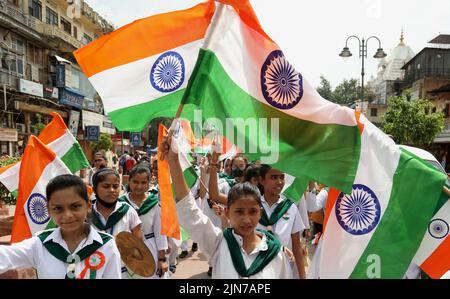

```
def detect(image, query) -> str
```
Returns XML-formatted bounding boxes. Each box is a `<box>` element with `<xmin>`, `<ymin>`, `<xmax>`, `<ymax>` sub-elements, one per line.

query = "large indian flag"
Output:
<box><xmin>74</xmin><ymin>1</ymin><xmax>215</xmax><ymax>132</ymax></box>
<box><xmin>11</xmin><ymin>136</ymin><xmax>72</xmax><ymax>243</ymax></box>
<box><xmin>180</xmin><ymin>1</ymin><xmax>361</xmax><ymax>193</ymax></box>
<box><xmin>318</xmin><ymin>115</ymin><xmax>446</xmax><ymax>278</ymax></box>
<box><xmin>0</xmin><ymin>112</ymin><xmax>89</xmax><ymax>195</ymax></box>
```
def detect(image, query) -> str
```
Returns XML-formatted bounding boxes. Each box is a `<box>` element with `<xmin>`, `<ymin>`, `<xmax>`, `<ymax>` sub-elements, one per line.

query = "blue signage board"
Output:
<box><xmin>56</xmin><ymin>64</ymin><xmax>65</xmax><ymax>88</ymax></box>
<box><xmin>59</xmin><ymin>87</ymin><xmax>84</xmax><ymax>109</ymax></box>
<box><xmin>85</xmin><ymin>126</ymin><xmax>100</xmax><ymax>142</ymax></box>
<box><xmin>131</xmin><ymin>132</ymin><xmax>141</xmax><ymax>147</ymax></box>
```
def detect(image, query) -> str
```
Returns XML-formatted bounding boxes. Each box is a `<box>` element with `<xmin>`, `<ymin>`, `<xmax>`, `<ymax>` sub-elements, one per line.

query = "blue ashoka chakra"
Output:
<box><xmin>150</xmin><ymin>51</ymin><xmax>185</xmax><ymax>93</ymax></box>
<box><xmin>27</xmin><ymin>193</ymin><xmax>50</xmax><ymax>225</ymax></box>
<box><xmin>335</xmin><ymin>184</ymin><xmax>381</xmax><ymax>236</ymax></box>
<box><xmin>261</xmin><ymin>50</ymin><xmax>303</xmax><ymax>110</ymax></box>
<box><xmin>428</xmin><ymin>219</ymin><xmax>449</xmax><ymax>239</ymax></box>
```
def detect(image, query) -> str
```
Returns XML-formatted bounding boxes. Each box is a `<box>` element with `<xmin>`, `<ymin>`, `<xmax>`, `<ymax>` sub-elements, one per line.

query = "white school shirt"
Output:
<box><xmin>305</xmin><ymin>189</ymin><xmax>328</xmax><ymax>213</ymax></box>
<box><xmin>176</xmin><ymin>192</ymin><xmax>293</xmax><ymax>279</ymax></box>
<box><xmin>121</xmin><ymin>194</ymin><xmax>168</xmax><ymax>279</ymax></box>
<box><xmin>0</xmin><ymin>227</ymin><xmax>121</xmax><ymax>279</ymax></box>
<box><xmin>257</xmin><ymin>195</ymin><xmax>305</xmax><ymax>251</ymax></box>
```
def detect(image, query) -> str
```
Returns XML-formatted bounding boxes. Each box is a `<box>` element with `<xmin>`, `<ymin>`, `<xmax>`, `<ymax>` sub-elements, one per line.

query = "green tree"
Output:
<box><xmin>316</xmin><ymin>75</ymin><xmax>334</xmax><ymax>101</ymax></box>
<box><xmin>89</xmin><ymin>133</ymin><xmax>113</xmax><ymax>152</ymax></box>
<box><xmin>332</xmin><ymin>78</ymin><xmax>360</xmax><ymax>105</ymax></box>
<box><xmin>382</xmin><ymin>91</ymin><xmax>444</xmax><ymax>146</ymax></box>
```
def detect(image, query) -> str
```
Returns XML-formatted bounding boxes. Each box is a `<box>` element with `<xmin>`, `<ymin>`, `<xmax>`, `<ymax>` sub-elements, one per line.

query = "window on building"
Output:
<box><xmin>82</xmin><ymin>34</ymin><xmax>92</xmax><ymax>45</ymax></box>
<box><xmin>444</xmin><ymin>104</ymin><xmax>450</xmax><ymax>118</ymax></box>
<box><xmin>61</xmin><ymin>18</ymin><xmax>72</xmax><ymax>35</ymax></box>
<box><xmin>27</xmin><ymin>44</ymin><xmax>42</xmax><ymax>65</ymax></box>
<box><xmin>73</xmin><ymin>26</ymin><xmax>78</xmax><ymax>39</ymax></box>
<box><xmin>370</xmin><ymin>108</ymin><xmax>378</xmax><ymax>117</ymax></box>
<box><xmin>46</xmin><ymin>7</ymin><xmax>58</xmax><ymax>25</ymax></box>
<box><xmin>28</xmin><ymin>0</ymin><xmax>42</xmax><ymax>20</ymax></box>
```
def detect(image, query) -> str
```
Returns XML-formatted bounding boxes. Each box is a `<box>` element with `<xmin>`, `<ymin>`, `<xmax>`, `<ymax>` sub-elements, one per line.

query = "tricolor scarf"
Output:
<box><xmin>38</xmin><ymin>229</ymin><xmax>112</xmax><ymax>279</ymax></box>
<box><xmin>259</xmin><ymin>198</ymin><xmax>294</xmax><ymax>229</ymax></box>
<box><xmin>223</xmin><ymin>228</ymin><xmax>281</xmax><ymax>278</ymax></box>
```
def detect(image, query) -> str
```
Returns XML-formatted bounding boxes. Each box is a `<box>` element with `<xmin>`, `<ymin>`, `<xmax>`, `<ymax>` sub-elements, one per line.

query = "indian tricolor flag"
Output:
<box><xmin>74</xmin><ymin>1</ymin><xmax>215</xmax><ymax>132</ymax></box>
<box><xmin>318</xmin><ymin>115</ymin><xmax>446</xmax><ymax>278</ymax></box>
<box><xmin>413</xmin><ymin>192</ymin><xmax>449</xmax><ymax>279</ymax></box>
<box><xmin>180</xmin><ymin>1</ymin><xmax>360</xmax><ymax>193</ymax></box>
<box><xmin>0</xmin><ymin>112</ymin><xmax>89</xmax><ymax>195</ymax></box>
<box><xmin>11</xmin><ymin>136</ymin><xmax>72</xmax><ymax>243</ymax></box>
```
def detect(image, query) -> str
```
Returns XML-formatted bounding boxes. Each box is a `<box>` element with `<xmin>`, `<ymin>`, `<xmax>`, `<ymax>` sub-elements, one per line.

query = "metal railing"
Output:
<box><xmin>0</xmin><ymin>69</ymin><xmax>20</xmax><ymax>90</ymax></box>
<box><xmin>404</xmin><ymin>67</ymin><xmax>450</xmax><ymax>85</ymax></box>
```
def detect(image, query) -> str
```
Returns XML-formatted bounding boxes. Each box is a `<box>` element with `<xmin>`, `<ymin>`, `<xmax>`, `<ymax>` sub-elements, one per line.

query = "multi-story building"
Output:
<box><xmin>401</xmin><ymin>34</ymin><xmax>450</xmax><ymax>159</ymax></box>
<box><xmin>0</xmin><ymin>0</ymin><xmax>115</xmax><ymax>157</ymax></box>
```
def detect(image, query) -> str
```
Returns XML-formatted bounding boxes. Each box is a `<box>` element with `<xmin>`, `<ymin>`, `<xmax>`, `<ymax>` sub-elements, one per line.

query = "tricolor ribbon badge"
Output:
<box><xmin>78</xmin><ymin>251</ymin><xmax>106</xmax><ymax>279</ymax></box>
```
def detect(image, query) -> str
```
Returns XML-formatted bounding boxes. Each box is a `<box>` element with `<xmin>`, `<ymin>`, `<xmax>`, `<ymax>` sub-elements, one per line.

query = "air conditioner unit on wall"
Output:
<box><xmin>16</xmin><ymin>123</ymin><xmax>26</xmax><ymax>134</ymax></box>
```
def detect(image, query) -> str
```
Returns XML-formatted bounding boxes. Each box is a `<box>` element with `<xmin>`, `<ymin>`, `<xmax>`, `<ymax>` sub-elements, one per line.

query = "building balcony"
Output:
<box><xmin>0</xmin><ymin>0</ymin><xmax>41</xmax><ymax>41</ymax></box>
<box><xmin>0</xmin><ymin>69</ymin><xmax>21</xmax><ymax>90</ymax></box>
<box><xmin>34</xmin><ymin>21</ymin><xmax>84</xmax><ymax>51</ymax></box>
<box><xmin>404</xmin><ymin>67</ymin><xmax>450</xmax><ymax>86</ymax></box>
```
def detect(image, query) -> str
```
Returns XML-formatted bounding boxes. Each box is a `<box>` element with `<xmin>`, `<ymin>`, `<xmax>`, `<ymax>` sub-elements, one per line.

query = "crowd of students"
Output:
<box><xmin>0</xmin><ymin>138</ymin><xmax>331</xmax><ymax>279</ymax></box>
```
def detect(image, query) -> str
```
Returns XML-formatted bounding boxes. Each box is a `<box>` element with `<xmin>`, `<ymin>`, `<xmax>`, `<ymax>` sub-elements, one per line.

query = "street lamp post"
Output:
<box><xmin>339</xmin><ymin>35</ymin><xmax>387</xmax><ymax>103</ymax></box>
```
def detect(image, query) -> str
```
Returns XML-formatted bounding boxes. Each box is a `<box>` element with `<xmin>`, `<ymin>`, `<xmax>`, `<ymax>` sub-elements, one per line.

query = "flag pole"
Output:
<box><xmin>162</xmin><ymin>2</ymin><xmax>226</xmax><ymax>160</ymax></box>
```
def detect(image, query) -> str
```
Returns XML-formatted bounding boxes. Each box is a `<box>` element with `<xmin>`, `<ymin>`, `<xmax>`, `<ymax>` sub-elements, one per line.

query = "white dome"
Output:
<box><xmin>378</xmin><ymin>34</ymin><xmax>415</xmax><ymax>81</ymax></box>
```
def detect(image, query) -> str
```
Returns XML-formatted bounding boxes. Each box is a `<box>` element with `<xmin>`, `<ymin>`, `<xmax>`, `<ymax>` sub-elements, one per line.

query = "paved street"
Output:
<box><xmin>171</xmin><ymin>241</ymin><xmax>210</xmax><ymax>279</ymax></box>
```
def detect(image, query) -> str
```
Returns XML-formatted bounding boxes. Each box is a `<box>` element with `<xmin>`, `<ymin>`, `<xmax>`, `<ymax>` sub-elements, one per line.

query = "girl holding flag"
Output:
<box><xmin>119</xmin><ymin>165</ymin><xmax>169</xmax><ymax>279</ymax></box>
<box><xmin>0</xmin><ymin>175</ymin><xmax>122</xmax><ymax>279</ymax></box>
<box><xmin>89</xmin><ymin>168</ymin><xmax>142</xmax><ymax>278</ymax></box>
<box><xmin>161</xmin><ymin>136</ymin><xmax>293</xmax><ymax>279</ymax></box>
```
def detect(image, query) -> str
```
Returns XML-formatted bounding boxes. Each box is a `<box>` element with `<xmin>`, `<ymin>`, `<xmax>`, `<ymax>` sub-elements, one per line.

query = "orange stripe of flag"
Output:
<box><xmin>217</xmin><ymin>0</ymin><xmax>274</xmax><ymax>43</ymax></box>
<box><xmin>157</xmin><ymin>124</ymin><xmax>181</xmax><ymax>239</ymax></box>
<box><xmin>74</xmin><ymin>1</ymin><xmax>215</xmax><ymax>78</ymax></box>
<box><xmin>11</xmin><ymin>136</ymin><xmax>57</xmax><ymax>243</ymax></box>
<box><xmin>420</xmin><ymin>235</ymin><xmax>450</xmax><ymax>279</ymax></box>
<box><xmin>0</xmin><ymin>161</ymin><xmax>18</xmax><ymax>174</ymax></box>
<box><xmin>38</xmin><ymin>112</ymin><xmax>68</xmax><ymax>145</ymax></box>
<box><xmin>322</xmin><ymin>187</ymin><xmax>341</xmax><ymax>235</ymax></box>
<box><xmin>354</xmin><ymin>111</ymin><xmax>365</xmax><ymax>135</ymax></box>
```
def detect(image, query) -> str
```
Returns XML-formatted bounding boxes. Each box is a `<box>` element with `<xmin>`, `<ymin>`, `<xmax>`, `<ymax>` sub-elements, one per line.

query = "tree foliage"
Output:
<box><xmin>89</xmin><ymin>133</ymin><xmax>113</xmax><ymax>152</ymax></box>
<box><xmin>316</xmin><ymin>76</ymin><xmax>375</xmax><ymax>106</ymax></box>
<box><xmin>382</xmin><ymin>91</ymin><xmax>445</xmax><ymax>146</ymax></box>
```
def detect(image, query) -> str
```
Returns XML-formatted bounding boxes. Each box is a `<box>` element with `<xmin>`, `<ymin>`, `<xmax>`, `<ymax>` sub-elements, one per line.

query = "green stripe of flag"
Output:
<box><xmin>108</xmin><ymin>90</ymin><xmax>184</xmax><ymax>132</ymax></box>
<box><xmin>61</xmin><ymin>143</ymin><xmax>90</xmax><ymax>173</ymax></box>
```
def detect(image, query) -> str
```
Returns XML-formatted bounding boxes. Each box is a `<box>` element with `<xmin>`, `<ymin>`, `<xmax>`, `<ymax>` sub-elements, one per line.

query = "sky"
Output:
<box><xmin>84</xmin><ymin>0</ymin><xmax>450</xmax><ymax>89</ymax></box>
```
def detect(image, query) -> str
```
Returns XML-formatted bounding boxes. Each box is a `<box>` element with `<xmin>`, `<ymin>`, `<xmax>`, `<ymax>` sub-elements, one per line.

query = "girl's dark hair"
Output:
<box><xmin>227</xmin><ymin>182</ymin><xmax>262</xmax><ymax>208</ymax></box>
<box><xmin>92</xmin><ymin>168</ymin><xmax>120</xmax><ymax>193</ymax></box>
<box><xmin>244</xmin><ymin>164</ymin><xmax>260</xmax><ymax>182</ymax></box>
<box><xmin>231</xmin><ymin>154</ymin><xmax>249</xmax><ymax>168</ymax></box>
<box><xmin>46</xmin><ymin>174</ymin><xmax>89</xmax><ymax>202</ymax></box>
<box><xmin>259</xmin><ymin>164</ymin><xmax>273</xmax><ymax>179</ymax></box>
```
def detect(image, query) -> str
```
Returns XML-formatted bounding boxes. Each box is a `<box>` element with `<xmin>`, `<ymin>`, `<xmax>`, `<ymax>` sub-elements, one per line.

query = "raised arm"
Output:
<box><xmin>209</xmin><ymin>152</ymin><xmax>228</xmax><ymax>206</ymax></box>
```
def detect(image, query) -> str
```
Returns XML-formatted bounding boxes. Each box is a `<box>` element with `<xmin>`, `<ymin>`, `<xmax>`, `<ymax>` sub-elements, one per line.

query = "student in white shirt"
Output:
<box><xmin>89</xmin><ymin>168</ymin><xmax>142</xmax><ymax>278</ymax></box>
<box><xmin>257</xmin><ymin>164</ymin><xmax>307</xmax><ymax>279</ymax></box>
<box><xmin>119</xmin><ymin>165</ymin><xmax>169</xmax><ymax>279</ymax></box>
<box><xmin>0</xmin><ymin>175</ymin><xmax>121</xmax><ymax>279</ymax></box>
<box><xmin>161</xmin><ymin>137</ymin><xmax>293</xmax><ymax>279</ymax></box>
